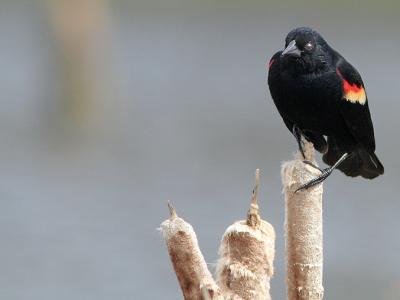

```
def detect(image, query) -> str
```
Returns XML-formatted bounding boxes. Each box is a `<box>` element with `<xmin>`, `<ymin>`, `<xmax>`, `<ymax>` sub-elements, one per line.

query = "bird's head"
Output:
<box><xmin>281</xmin><ymin>27</ymin><xmax>332</xmax><ymax>73</ymax></box>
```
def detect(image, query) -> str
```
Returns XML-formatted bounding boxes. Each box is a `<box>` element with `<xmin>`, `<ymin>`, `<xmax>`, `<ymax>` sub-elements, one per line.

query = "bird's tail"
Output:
<box><xmin>323</xmin><ymin>138</ymin><xmax>384</xmax><ymax>179</ymax></box>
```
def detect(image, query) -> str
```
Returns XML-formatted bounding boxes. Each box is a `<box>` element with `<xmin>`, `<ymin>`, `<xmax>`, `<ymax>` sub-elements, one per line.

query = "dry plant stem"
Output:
<box><xmin>161</xmin><ymin>170</ymin><xmax>275</xmax><ymax>300</ymax></box>
<box><xmin>216</xmin><ymin>169</ymin><xmax>275</xmax><ymax>300</ymax></box>
<box><xmin>281</xmin><ymin>141</ymin><xmax>324</xmax><ymax>300</ymax></box>
<box><xmin>46</xmin><ymin>0</ymin><xmax>110</xmax><ymax>130</ymax></box>
<box><xmin>160</xmin><ymin>203</ymin><xmax>222</xmax><ymax>300</ymax></box>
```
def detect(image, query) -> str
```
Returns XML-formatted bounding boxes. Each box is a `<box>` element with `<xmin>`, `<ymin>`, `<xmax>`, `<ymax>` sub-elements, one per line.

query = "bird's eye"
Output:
<box><xmin>304</xmin><ymin>42</ymin><xmax>313</xmax><ymax>51</ymax></box>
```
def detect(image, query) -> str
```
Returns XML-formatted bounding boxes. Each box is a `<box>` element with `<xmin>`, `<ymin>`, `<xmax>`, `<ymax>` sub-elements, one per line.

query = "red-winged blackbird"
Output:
<box><xmin>268</xmin><ymin>27</ymin><xmax>384</xmax><ymax>191</ymax></box>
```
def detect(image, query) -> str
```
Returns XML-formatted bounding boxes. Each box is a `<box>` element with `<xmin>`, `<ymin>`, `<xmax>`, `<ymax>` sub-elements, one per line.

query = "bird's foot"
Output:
<box><xmin>296</xmin><ymin>152</ymin><xmax>350</xmax><ymax>192</ymax></box>
<box><xmin>295</xmin><ymin>167</ymin><xmax>333</xmax><ymax>193</ymax></box>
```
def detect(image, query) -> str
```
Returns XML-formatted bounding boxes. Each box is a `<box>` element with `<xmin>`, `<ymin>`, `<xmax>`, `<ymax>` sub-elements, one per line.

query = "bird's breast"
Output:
<box><xmin>271</xmin><ymin>71</ymin><xmax>345</xmax><ymax>134</ymax></box>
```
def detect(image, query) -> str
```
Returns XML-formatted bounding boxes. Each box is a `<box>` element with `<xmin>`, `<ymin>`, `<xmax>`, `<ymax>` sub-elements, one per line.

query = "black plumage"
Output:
<box><xmin>268</xmin><ymin>27</ymin><xmax>383</xmax><ymax>187</ymax></box>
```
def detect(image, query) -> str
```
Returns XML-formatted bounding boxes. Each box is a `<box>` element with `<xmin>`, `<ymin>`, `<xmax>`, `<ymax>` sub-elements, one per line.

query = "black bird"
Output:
<box><xmin>268</xmin><ymin>27</ymin><xmax>384</xmax><ymax>191</ymax></box>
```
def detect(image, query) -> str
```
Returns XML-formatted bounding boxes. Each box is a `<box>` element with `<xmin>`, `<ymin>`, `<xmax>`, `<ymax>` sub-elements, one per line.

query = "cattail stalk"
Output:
<box><xmin>281</xmin><ymin>142</ymin><xmax>324</xmax><ymax>300</ymax></box>
<box><xmin>45</xmin><ymin>0</ymin><xmax>110</xmax><ymax>131</ymax></box>
<box><xmin>216</xmin><ymin>169</ymin><xmax>275</xmax><ymax>300</ymax></box>
<box><xmin>160</xmin><ymin>202</ymin><xmax>222</xmax><ymax>300</ymax></box>
<box><xmin>160</xmin><ymin>170</ymin><xmax>275</xmax><ymax>300</ymax></box>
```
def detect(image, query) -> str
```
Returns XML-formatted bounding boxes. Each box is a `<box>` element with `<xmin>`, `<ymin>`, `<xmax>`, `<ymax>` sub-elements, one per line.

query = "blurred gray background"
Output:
<box><xmin>0</xmin><ymin>0</ymin><xmax>399</xmax><ymax>299</ymax></box>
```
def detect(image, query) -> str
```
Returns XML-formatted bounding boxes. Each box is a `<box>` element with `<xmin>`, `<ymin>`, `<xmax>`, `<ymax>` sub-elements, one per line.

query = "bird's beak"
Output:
<box><xmin>282</xmin><ymin>40</ymin><xmax>301</xmax><ymax>57</ymax></box>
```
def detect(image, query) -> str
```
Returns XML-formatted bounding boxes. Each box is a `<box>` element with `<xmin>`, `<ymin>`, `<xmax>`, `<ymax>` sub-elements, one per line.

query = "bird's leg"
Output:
<box><xmin>295</xmin><ymin>153</ymin><xmax>350</xmax><ymax>192</ymax></box>
<box><xmin>292</xmin><ymin>124</ymin><xmax>306</xmax><ymax>159</ymax></box>
<box><xmin>302</xmin><ymin>160</ymin><xmax>322</xmax><ymax>171</ymax></box>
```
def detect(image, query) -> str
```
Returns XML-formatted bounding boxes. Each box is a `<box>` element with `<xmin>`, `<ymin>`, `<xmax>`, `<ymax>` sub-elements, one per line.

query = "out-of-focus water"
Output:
<box><xmin>0</xmin><ymin>1</ymin><xmax>399</xmax><ymax>299</ymax></box>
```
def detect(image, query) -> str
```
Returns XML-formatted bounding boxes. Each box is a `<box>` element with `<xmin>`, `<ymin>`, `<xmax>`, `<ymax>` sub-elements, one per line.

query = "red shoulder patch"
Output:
<box><xmin>268</xmin><ymin>58</ymin><xmax>275</xmax><ymax>69</ymax></box>
<box><xmin>336</xmin><ymin>69</ymin><xmax>366</xmax><ymax>105</ymax></box>
<box><xmin>343</xmin><ymin>79</ymin><xmax>364</xmax><ymax>95</ymax></box>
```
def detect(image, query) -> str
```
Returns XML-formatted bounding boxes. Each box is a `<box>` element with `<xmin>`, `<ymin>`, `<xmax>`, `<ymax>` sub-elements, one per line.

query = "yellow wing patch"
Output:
<box><xmin>342</xmin><ymin>79</ymin><xmax>366</xmax><ymax>105</ymax></box>
<box><xmin>336</xmin><ymin>68</ymin><xmax>367</xmax><ymax>105</ymax></box>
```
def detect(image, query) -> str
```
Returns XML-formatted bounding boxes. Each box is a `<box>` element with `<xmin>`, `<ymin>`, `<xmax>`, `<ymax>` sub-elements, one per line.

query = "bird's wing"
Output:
<box><xmin>268</xmin><ymin>51</ymin><xmax>282</xmax><ymax>71</ymax></box>
<box><xmin>335</xmin><ymin>58</ymin><xmax>376</xmax><ymax>151</ymax></box>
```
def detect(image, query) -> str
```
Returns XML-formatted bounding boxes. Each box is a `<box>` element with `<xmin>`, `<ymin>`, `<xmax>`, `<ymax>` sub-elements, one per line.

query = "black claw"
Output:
<box><xmin>295</xmin><ymin>152</ymin><xmax>350</xmax><ymax>193</ymax></box>
<box><xmin>295</xmin><ymin>168</ymin><xmax>332</xmax><ymax>192</ymax></box>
